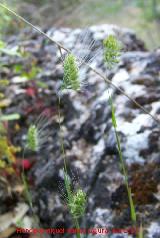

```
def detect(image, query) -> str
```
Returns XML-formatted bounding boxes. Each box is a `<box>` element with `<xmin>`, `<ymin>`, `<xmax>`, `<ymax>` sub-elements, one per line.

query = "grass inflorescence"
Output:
<box><xmin>69</xmin><ymin>188</ymin><xmax>86</xmax><ymax>219</ymax></box>
<box><xmin>103</xmin><ymin>35</ymin><xmax>121</xmax><ymax>68</ymax></box>
<box><xmin>26</xmin><ymin>112</ymin><xmax>52</xmax><ymax>152</ymax></box>
<box><xmin>27</xmin><ymin>125</ymin><xmax>39</xmax><ymax>152</ymax></box>
<box><xmin>61</xmin><ymin>53</ymin><xmax>80</xmax><ymax>91</ymax></box>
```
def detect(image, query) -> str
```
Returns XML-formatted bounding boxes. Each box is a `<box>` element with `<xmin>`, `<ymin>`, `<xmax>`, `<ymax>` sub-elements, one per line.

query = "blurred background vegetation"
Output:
<box><xmin>0</xmin><ymin>0</ymin><xmax>160</xmax><ymax>49</ymax></box>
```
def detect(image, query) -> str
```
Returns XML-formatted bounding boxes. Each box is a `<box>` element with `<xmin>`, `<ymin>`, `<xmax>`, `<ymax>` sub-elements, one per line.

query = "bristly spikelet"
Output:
<box><xmin>63</xmin><ymin>170</ymin><xmax>86</xmax><ymax>219</ymax></box>
<box><xmin>27</xmin><ymin>125</ymin><xmax>39</xmax><ymax>152</ymax></box>
<box><xmin>26</xmin><ymin>112</ymin><xmax>52</xmax><ymax>152</ymax></box>
<box><xmin>61</xmin><ymin>53</ymin><xmax>80</xmax><ymax>92</ymax></box>
<box><xmin>103</xmin><ymin>35</ymin><xmax>121</xmax><ymax>68</ymax></box>
<box><xmin>69</xmin><ymin>188</ymin><xmax>86</xmax><ymax>219</ymax></box>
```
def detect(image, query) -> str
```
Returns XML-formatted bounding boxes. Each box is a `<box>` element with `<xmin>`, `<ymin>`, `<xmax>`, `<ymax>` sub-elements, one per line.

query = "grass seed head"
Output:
<box><xmin>61</xmin><ymin>53</ymin><xmax>80</xmax><ymax>92</ymax></box>
<box><xmin>27</xmin><ymin>125</ymin><xmax>39</xmax><ymax>152</ymax></box>
<box><xmin>69</xmin><ymin>188</ymin><xmax>86</xmax><ymax>219</ymax></box>
<box><xmin>103</xmin><ymin>35</ymin><xmax>121</xmax><ymax>68</ymax></box>
<box><xmin>26</xmin><ymin>112</ymin><xmax>52</xmax><ymax>152</ymax></box>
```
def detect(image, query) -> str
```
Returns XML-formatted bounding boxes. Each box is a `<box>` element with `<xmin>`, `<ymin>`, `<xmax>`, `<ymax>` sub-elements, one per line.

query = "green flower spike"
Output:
<box><xmin>27</xmin><ymin>125</ymin><xmax>39</xmax><ymax>152</ymax></box>
<box><xmin>26</xmin><ymin>113</ymin><xmax>52</xmax><ymax>152</ymax></box>
<box><xmin>61</xmin><ymin>53</ymin><xmax>80</xmax><ymax>92</ymax></box>
<box><xmin>69</xmin><ymin>188</ymin><xmax>86</xmax><ymax>219</ymax></box>
<box><xmin>103</xmin><ymin>35</ymin><xmax>121</xmax><ymax>68</ymax></box>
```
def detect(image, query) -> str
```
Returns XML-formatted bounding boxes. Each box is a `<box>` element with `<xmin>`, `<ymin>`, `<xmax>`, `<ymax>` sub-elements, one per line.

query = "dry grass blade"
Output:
<box><xmin>139</xmin><ymin>223</ymin><xmax>144</xmax><ymax>238</ymax></box>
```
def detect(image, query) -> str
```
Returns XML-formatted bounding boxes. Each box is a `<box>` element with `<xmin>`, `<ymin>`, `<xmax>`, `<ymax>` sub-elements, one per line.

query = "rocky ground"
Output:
<box><xmin>0</xmin><ymin>24</ymin><xmax>160</xmax><ymax>238</ymax></box>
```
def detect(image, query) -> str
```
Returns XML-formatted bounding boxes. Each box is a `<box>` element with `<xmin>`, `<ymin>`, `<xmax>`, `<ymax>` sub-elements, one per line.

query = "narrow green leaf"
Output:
<box><xmin>63</xmin><ymin>169</ymin><xmax>72</xmax><ymax>202</ymax></box>
<box><xmin>0</xmin><ymin>113</ymin><xmax>20</xmax><ymax>121</ymax></box>
<box><xmin>36</xmin><ymin>81</ymin><xmax>48</xmax><ymax>89</ymax></box>
<box><xmin>128</xmin><ymin>187</ymin><xmax>137</xmax><ymax>222</ymax></box>
<box><xmin>22</xmin><ymin>173</ymin><xmax>33</xmax><ymax>209</ymax></box>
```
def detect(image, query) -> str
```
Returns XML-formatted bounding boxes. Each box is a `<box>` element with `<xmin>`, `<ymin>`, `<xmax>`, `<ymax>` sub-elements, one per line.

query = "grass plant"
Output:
<box><xmin>0</xmin><ymin>4</ymin><xmax>156</xmax><ymax>237</ymax></box>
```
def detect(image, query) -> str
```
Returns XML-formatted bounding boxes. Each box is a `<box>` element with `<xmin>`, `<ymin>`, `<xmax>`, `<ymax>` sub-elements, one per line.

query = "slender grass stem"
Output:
<box><xmin>21</xmin><ymin>147</ymin><xmax>33</xmax><ymax>210</ymax></box>
<box><xmin>74</xmin><ymin>218</ymin><xmax>81</xmax><ymax>238</ymax></box>
<box><xmin>109</xmin><ymin>95</ymin><xmax>137</xmax><ymax>224</ymax></box>
<box><xmin>58</xmin><ymin>97</ymin><xmax>67</xmax><ymax>173</ymax></box>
